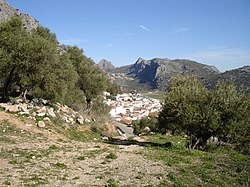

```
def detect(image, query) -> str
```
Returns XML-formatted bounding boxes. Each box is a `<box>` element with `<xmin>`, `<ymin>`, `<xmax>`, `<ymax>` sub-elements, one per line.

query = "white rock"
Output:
<box><xmin>47</xmin><ymin>108</ymin><xmax>56</xmax><ymax>117</ymax></box>
<box><xmin>18</xmin><ymin>111</ymin><xmax>30</xmax><ymax>115</ymax></box>
<box><xmin>37</xmin><ymin>121</ymin><xmax>46</xmax><ymax>128</ymax></box>
<box><xmin>37</xmin><ymin>112</ymin><xmax>46</xmax><ymax>117</ymax></box>
<box><xmin>85</xmin><ymin>119</ymin><xmax>91</xmax><ymax>123</ymax></box>
<box><xmin>36</xmin><ymin>106</ymin><xmax>47</xmax><ymax>113</ymax></box>
<box><xmin>43</xmin><ymin>117</ymin><xmax>51</xmax><ymax>123</ymax></box>
<box><xmin>77</xmin><ymin>117</ymin><xmax>84</xmax><ymax>124</ymax></box>
<box><xmin>5</xmin><ymin>105</ymin><xmax>19</xmax><ymax>113</ymax></box>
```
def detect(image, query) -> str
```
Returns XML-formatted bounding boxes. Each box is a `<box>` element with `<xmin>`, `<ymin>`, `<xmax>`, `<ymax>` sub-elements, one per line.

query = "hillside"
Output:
<box><xmin>0</xmin><ymin>112</ymin><xmax>249</xmax><ymax>186</ymax></box>
<box><xmin>105</xmin><ymin>57</ymin><xmax>220</xmax><ymax>91</ymax></box>
<box><xmin>205</xmin><ymin>66</ymin><xmax>250</xmax><ymax>92</ymax></box>
<box><xmin>0</xmin><ymin>0</ymin><xmax>39</xmax><ymax>30</ymax></box>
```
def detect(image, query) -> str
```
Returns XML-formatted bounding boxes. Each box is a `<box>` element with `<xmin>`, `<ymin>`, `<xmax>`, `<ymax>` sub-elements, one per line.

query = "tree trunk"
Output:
<box><xmin>1</xmin><ymin>67</ymin><xmax>16</xmax><ymax>103</ymax></box>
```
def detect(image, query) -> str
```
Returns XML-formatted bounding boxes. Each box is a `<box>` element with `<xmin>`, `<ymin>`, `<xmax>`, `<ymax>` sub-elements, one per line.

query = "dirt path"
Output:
<box><xmin>0</xmin><ymin>112</ymin><xmax>170</xmax><ymax>186</ymax></box>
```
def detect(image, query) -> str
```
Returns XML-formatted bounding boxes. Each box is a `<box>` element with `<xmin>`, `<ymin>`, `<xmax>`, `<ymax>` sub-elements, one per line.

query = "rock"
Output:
<box><xmin>37</xmin><ymin>112</ymin><xmax>46</xmax><ymax>117</ymax></box>
<box><xmin>47</xmin><ymin>108</ymin><xmax>56</xmax><ymax>117</ymax></box>
<box><xmin>102</xmin><ymin>137</ymin><xmax>109</xmax><ymax>141</ymax></box>
<box><xmin>26</xmin><ymin>124</ymin><xmax>33</xmax><ymax>127</ymax></box>
<box><xmin>143</xmin><ymin>126</ymin><xmax>151</xmax><ymax>132</ymax></box>
<box><xmin>62</xmin><ymin>116</ymin><xmax>70</xmax><ymax>123</ymax></box>
<box><xmin>5</xmin><ymin>105</ymin><xmax>19</xmax><ymax>113</ymax></box>
<box><xmin>27</xmin><ymin>116</ymin><xmax>36</xmax><ymax>121</ymax></box>
<box><xmin>18</xmin><ymin>111</ymin><xmax>30</xmax><ymax>115</ymax></box>
<box><xmin>77</xmin><ymin>116</ymin><xmax>84</xmax><ymax>124</ymax></box>
<box><xmin>43</xmin><ymin>117</ymin><xmax>51</xmax><ymax>123</ymax></box>
<box><xmin>68</xmin><ymin>117</ymin><xmax>74</xmax><ymax>122</ymax></box>
<box><xmin>85</xmin><ymin>119</ymin><xmax>91</xmax><ymax>123</ymax></box>
<box><xmin>36</xmin><ymin>106</ymin><xmax>47</xmax><ymax>113</ymax></box>
<box><xmin>60</xmin><ymin>105</ymin><xmax>75</xmax><ymax>115</ymax></box>
<box><xmin>39</xmin><ymin>98</ymin><xmax>49</xmax><ymax>105</ymax></box>
<box><xmin>18</xmin><ymin>103</ymin><xmax>29</xmax><ymax>112</ymax></box>
<box><xmin>37</xmin><ymin>121</ymin><xmax>46</xmax><ymax>128</ymax></box>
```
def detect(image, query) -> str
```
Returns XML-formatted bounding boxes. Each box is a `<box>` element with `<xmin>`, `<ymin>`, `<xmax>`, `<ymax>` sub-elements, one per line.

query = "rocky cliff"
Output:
<box><xmin>204</xmin><ymin>66</ymin><xmax>250</xmax><ymax>92</ymax></box>
<box><xmin>110</xmin><ymin>57</ymin><xmax>220</xmax><ymax>91</ymax></box>
<box><xmin>0</xmin><ymin>0</ymin><xmax>39</xmax><ymax>30</ymax></box>
<box><xmin>98</xmin><ymin>59</ymin><xmax>116</xmax><ymax>72</ymax></box>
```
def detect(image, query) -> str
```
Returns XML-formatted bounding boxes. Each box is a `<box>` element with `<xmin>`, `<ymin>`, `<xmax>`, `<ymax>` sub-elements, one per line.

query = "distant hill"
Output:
<box><xmin>106</xmin><ymin>57</ymin><xmax>220</xmax><ymax>91</ymax></box>
<box><xmin>0</xmin><ymin>0</ymin><xmax>39</xmax><ymax>30</ymax></box>
<box><xmin>204</xmin><ymin>66</ymin><xmax>250</xmax><ymax>92</ymax></box>
<box><xmin>98</xmin><ymin>59</ymin><xmax>116</xmax><ymax>72</ymax></box>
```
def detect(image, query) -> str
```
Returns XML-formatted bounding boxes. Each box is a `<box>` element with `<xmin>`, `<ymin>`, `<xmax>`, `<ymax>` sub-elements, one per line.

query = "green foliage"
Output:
<box><xmin>0</xmin><ymin>17</ymin><xmax>112</xmax><ymax>113</ymax></box>
<box><xmin>133</xmin><ymin>116</ymin><xmax>158</xmax><ymax>135</ymax></box>
<box><xmin>106</xmin><ymin>82</ymin><xmax>121</xmax><ymax>96</ymax></box>
<box><xmin>141</xmin><ymin>134</ymin><xmax>250</xmax><ymax>186</ymax></box>
<box><xmin>159</xmin><ymin>75</ymin><xmax>250</xmax><ymax>151</ymax></box>
<box><xmin>66</xmin><ymin>46</ymin><xmax>108</xmax><ymax>105</ymax></box>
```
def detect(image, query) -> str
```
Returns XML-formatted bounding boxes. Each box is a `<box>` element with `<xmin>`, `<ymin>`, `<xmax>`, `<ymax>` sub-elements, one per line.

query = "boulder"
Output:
<box><xmin>19</xmin><ymin>104</ymin><xmax>29</xmax><ymax>112</ymax></box>
<box><xmin>37</xmin><ymin>121</ymin><xmax>46</xmax><ymax>128</ymax></box>
<box><xmin>143</xmin><ymin>126</ymin><xmax>151</xmax><ymax>132</ymax></box>
<box><xmin>47</xmin><ymin>108</ymin><xmax>56</xmax><ymax>117</ymax></box>
<box><xmin>77</xmin><ymin>116</ymin><xmax>84</xmax><ymax>124</ymax></box>
<box><xmin>37</xmin><ymin>112</ymin><xmax>46</xmax><ymax>117</ymax></box>
<box><xmin>36</xmin><ymin>106</ymin><xmax>47</xmax><ymax>113</ymax></box>
<box><xmin>85</xmin><ymin>119</ymin><xmax>91</xmax><ymax>123</ymax></box>
<box><xmin>43</xmin><ymin>117</ymin><xmax>51</xmax><ymax>123</ymax></box>
<box><xmin>5</xmin><ymin>105</ymin><xmax>19</xmax><ymax>113</ymax></box>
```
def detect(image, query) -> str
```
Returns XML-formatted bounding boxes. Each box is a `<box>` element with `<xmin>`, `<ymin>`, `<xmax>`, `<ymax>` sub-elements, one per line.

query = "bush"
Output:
<box><xmin>158</xmin><ymin>75</ymin><xmax>250</xmax><ymax>152</ymax></box>
<box><xmin>133</xmin><ymin>116</ymin><xmax>158</xmax><ymax>135</ymax></box>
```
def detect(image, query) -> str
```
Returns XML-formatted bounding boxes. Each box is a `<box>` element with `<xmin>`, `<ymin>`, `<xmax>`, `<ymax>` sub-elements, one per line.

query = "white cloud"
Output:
<box><xmin>186</xmin><ymin>47</ymin><xmax>250</xmax><ymax>72</ymax></box>
<box><xmin>172</xmin><ymin>27</ymin><xmax>191</xmax><ymax>33</ymax></box>
<box><xmin>140</xmin><ymin>24</ymin><xmax>151</xmax><ymax>32</ymax></box>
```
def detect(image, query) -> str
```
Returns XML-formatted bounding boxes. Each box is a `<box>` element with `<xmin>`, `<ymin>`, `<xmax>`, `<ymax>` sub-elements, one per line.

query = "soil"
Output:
<box><xmin>0</xmin><ymin>111</ymin><xmax>170</xmax><ymax>186</ymax></box>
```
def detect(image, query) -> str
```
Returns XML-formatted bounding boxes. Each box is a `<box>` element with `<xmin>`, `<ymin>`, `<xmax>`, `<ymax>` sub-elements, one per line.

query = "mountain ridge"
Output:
<box><xmin>100</xmin><ymin>57</ymin><xmax>221</xmax><ymax>91</ymax></box>
<box><xmin>0</xmin><ymin>0</ymin><xmax>39</xmax><ymax>30</ymax></box>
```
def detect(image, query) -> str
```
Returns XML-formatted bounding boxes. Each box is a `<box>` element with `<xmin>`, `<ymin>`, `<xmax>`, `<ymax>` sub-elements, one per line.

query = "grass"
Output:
<box><xmin>67</xmin><ymin>128</ymin><xmax>100</xmax><ymax>141</ymax></box>
<box><xmin>140</xmin><ymin>134</ymin><xmax>250</xmax><ymax>186</ymax></box>
<box><xmin>20</xmin><ymin>174</ymin><xmax>49</xmax><ymax>187</ymax></box>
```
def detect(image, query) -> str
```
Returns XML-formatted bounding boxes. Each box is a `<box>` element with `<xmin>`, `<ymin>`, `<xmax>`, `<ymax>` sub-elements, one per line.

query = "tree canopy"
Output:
<box><xmin>0</xmin><ymin>17</ymin><xmax>113</xmax><ymax>111</ymax></box>
<box><xmin>158</xmin><ymin>75</ymin><xmax>250</xmax><ymax>152</ymax></box>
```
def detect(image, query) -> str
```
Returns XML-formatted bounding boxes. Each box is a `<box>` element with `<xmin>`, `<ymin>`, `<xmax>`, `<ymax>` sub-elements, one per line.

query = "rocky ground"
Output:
<box><xmin>0</xmin><ymin>111</ymin><xmax>170</xmax><ymax>187</ymax></box>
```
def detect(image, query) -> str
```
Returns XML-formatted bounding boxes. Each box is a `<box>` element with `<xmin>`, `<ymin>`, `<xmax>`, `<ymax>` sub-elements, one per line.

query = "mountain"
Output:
<box><xmin>204</xmin><ymin>66</ymin><xmax>250</xmax><ymax>92</ymax></box>
<box><xmin>108</xmin><ymin>58</ymin><xmax>220</xmax><ymax>91</ymax></box>
<box><xmin>98</xmin><ymin>59</ymin><xmax>116</xmax><ymax>72</ymax></box>
<box><xmin>0</xmin><ymin>0</ymin><xmax>39</xmax><ymax>30</ymax></box>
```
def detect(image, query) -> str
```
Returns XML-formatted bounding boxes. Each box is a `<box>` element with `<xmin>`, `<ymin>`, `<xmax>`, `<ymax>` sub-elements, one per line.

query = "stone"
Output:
<box><xmin>37</xmin><ymin>121</ymin><xmax>46</xmax><ymax>128</ymax></box>
<box><xmin>18</xmin><ymin>111</ymin><xmax>30</xmax><ymax>115</ymax></box>
<box><xmin>37</xmin><ymin>112</ymin><xmax>46</xmax><ymax>117</ymax></box>
<box><xmin>43</xmin><ymin>117</ymin><xmax>51</xmax><ymax>123</ymax></box>
<box><xmin>26</xmin><ymin>124</ymin><xmax>33</xmax><ymax>127</ymax></box>
<box><xmin>6</xmin><ymin>105</ymin><xmax>19</xmax><ymax>113</ymax></box>
<box><xmin>47</xmin><ymin>108</ymin><xmax>56</xmax><ymax>117</ymax></box>
<box><xmin>19</xmin><ymin>104</ymin><xmax>29</xmax><ymax>112</ymax></box>
<box><xmin>85</xmin><ymin>119</ymin><xmax>91</xmax><ymax>123</ymax></box>
<box><xmin>143</xmin><ymin>126</ymin><xmax>151</xmax><ymax>132</ymax></box>
<box><xmin>36</xmin><ymin>106</ymin><xmax>47</xmax><ymax>113</ymax></box>
<box><xmin>77</xmin><ymin>117</ymin><xmax>84</xmax><ymax>124</ymax></box>
<box><xmin>27</xmin><ymin>116</ymin><xmax>36</xmax><ymax>121</ymax></box>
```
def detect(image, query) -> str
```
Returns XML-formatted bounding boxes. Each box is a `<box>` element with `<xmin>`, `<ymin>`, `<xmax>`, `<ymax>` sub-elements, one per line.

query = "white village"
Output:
<box><xmin>104</xmin><ymin>92</ymin><xmax>162</xmax><ymax>125</ymax></box>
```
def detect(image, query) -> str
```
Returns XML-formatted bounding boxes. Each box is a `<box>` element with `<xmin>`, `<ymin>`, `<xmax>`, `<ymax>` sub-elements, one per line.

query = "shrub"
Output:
<box><xmin>158</xmin><ymin>75</ymin><xmax>250</xmax><ymax>151</ymax></box>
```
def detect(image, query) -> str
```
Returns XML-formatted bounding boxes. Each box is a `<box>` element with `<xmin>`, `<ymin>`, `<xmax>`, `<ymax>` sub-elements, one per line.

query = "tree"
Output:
<box><xmin>66</xmin><ymin>46</ymin><xmax>108</xmax><ymax>106</ymax></box>
<box><xmin>0</xmin><ymin>17</ymin><xmax>59</xmax><ymax>102</ymax></box>
<box><xmin>158</xmin><ymin>75</ymin><xmax>250</xmax><ymax>150</ymax></box>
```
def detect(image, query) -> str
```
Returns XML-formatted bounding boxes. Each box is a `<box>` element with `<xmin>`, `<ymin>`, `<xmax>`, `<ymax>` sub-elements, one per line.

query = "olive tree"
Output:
<box><xmin>158</xmin><ymin>75</ymin><xmax>250</xmax><ymax>150</ymax></box>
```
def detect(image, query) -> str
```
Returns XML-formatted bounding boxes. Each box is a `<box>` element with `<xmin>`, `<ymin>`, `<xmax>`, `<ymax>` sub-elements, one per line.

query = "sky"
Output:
<box><xmin>7</xmin><ymin>0</ymin><xmax>250</xmax><ymax>72</ymax></box>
